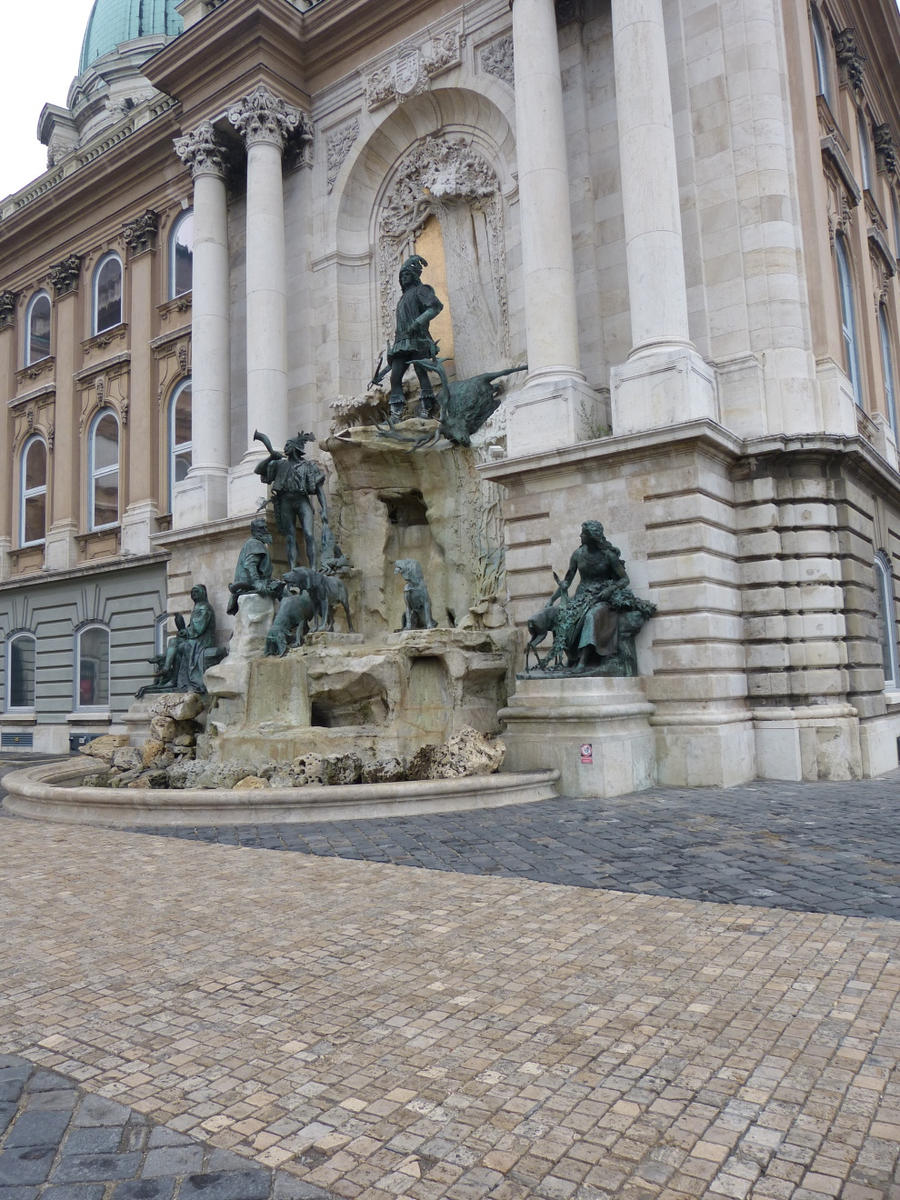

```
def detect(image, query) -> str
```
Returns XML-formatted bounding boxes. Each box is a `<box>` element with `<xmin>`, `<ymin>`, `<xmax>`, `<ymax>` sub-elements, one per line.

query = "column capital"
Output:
<box><xmin>0</xmin><ymin>291</ymin><xmax>18</xmax><ymax>330</ymax></box>
<box><xmin>122</xmin><ymin>209</ymin><xmax>160</xmax><ymax>255</ymax></box>
<box><xmin>49</xmin><ymin>255</ymin><xmax>82</xmax><ymax>298</ymax></box>
<box><xmin>227</xmin><ymin>84</ymin><xmax>309</xmax><ymax>153</ymax></box>
<box><xmin>174</xmin><ymin>120</ymin><xmax>227</xmax><ymax>178</ymax></box>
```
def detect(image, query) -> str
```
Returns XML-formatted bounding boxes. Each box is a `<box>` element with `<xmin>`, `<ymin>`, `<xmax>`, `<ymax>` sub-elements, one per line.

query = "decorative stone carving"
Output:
<box><xmin>227</xmin><ymin>84</ymin><xmax>303</xmax><ymax>150</ymax></box>
<box><xmin>326</xmin><ymin>118</ymin><xmax>360</xmax><ymax>192</ymax></box>
<box><xmin>875</xmin><ymin>124</ymin><xmax>897</xmax><ymax>176</ymax></box>
<box><xmin>365</xmin><ymin>31</ymin><xmax>461</xmax><ymax>111</ymax></box>
<box><xmin>122</xmin><ymin>209</ymin><xmax>160</xmax><ymax>254</ymax></box>
<box><xmin>834</xmin><ymin>28</ymin><xmax>865</xmax><ymax>91</ymax></box>
<box><xmin>377</xmin><ymin>136</ymin><xmax>510</xmax><ymax>366</ymax></box>
<box><xmin>49</xmin><ymin>254</ymin><xmax>81</xmax><ymax>297</ymax></box>
<box><xmin>0</xmin><ymin>290</ymin><xmax>17</xmax><ymax>329</ymax></box>
<box><xmin>174</xmin><ymin>121</ymin><xmax>226</xmax><ymax>177</ymax></box>
<box><xmin>480</xmin><ymin>36</ymin><xmax>514</xmax><ymax>87</ymax></box>
<box><xmin>47</xmin><ymin>425</ymin><xmax>55</xmax><ymax>453</ymax></box>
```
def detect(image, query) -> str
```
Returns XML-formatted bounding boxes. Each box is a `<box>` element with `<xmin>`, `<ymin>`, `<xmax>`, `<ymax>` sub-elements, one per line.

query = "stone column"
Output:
<box><xmin>45</xmin><ymin>255</ymin><xmax>82</xmax><ymax>571</ymax></box>
<box><xmin>506</xmin><ymin>0</ymin><xmax>596</xmax><ymax>456</ymax></box>
<box><xmin>0</xmin><ymin>293</ymin><xmax>17</xmax><ymax>579</ymax></box>
<box><xmin>609</xmin><ymin>0</ymin><xmax>717</xmax><ymax>434</ymax></box>
<box><xmin>120</xmin><ymin>210</ymin><xmax>159</xmax><ymax>554</ymax></box>
<box><xmin>227</xmin><ymin>85</ymin><xmax>300</xmax><ymax>516</ymax></box>
<box><xmin>174</xmin><ymin>121</ymin><xmax>230</xmax><ymax>526</ymax></box>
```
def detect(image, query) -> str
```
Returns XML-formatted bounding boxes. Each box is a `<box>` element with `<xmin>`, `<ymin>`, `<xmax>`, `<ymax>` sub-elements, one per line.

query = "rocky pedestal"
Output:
<box><xmin>499</xmin><ymin>675</ymin><xmax>656</xmax><ymax>797</ymax></box>
<box><xmin>201</xmin><ymin>626</ymin><xmax>517</xmax><ymax>766</ymax></box>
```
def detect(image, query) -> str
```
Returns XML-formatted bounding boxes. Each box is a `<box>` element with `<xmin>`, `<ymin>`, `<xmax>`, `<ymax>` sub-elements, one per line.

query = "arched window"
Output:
<box><xmin>89</xmin><ymin>409</ymin><xmax>119</xmax><ymax>529</ymax></box>
<box><xmin>25</xmin><ymin>292</ymin><xmax>51</xmax><ymax>364</ymax></box>
<box><xmin>6</xmin><ymin>632</ymin><xmax>36</xmax><ymax>711</ymax></box>
<box><xmin>169</xmin><ymin>210</ymin><xmax>194</xmax><ymax>298</ymax></box>
<box><xmin>811</xmin><ymin>7</ymin><xmax>833</xmax><ymax>108</ymax></box>
<box><xmin>93</xmin><ymin>253</ymin><xmax>123</xmax><ymax>334</ymax></box>
<box><xmin>835</xmin><ymin>233</ymin><xmax>863</xmax><ymax>407</ymax></box>
<box><xmin>168</xmin><ymin>378</ymin><xmax>192</xmax><ymax>510</ymax></box>
<box><xmin>858</xmin><ymin>109</ymin><xmax>872</xmax><ymax>192</ymax></box>
<box><xmin>20</xmin><ymin>436</ymin><xmax>47</xmax><ymax>546</ymax></box>
<box><xmin>879</xmin><ymin>304</ymin><xmax>898</xmax><ymax>439</ymax></box>
<box><xmin>75</xmin><ymin>623</ymin><xmax>110</xmax><ymax>709</ymax></box>
<box><xmin>875</xmin><ymin>554</ymin><xmax>899</xmax><ymax>689</ymax></box>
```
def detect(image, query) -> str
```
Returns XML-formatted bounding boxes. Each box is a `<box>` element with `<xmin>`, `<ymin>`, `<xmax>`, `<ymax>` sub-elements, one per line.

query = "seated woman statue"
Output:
<box><xmin>549</xmin><ymin>521</ymin><xmax>655</xmax><ymax>675</ymax></box>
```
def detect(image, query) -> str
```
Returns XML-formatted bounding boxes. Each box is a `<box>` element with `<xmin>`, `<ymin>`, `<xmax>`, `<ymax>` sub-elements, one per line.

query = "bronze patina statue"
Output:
<box><xmin>384</xmin><ymin>255</ymin><xmax>444</xmax><ymax>421</ymax></box>
<box><xmin>522</xmin><ymin>521</ymin><xmax>656</xmax><ymax>676</ymax></box>
<box><xmin>139</xmin><ymin>584</ymin><xmax>222</xmax><ymax>695</ymax></box>
<box><xmin>227</xmin><ymin>517</ymin><xmax>284</xmax><ymax>615</ymax></box>
<box><xmin>254</xmin><ymin>430</ymin><xmax>329</xmax><ymax>571</ymax></box>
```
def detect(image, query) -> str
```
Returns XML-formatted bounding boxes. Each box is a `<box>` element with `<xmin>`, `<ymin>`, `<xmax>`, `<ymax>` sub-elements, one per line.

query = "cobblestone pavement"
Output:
<box><xmin>0</xmin><ymin>1055</ymin><xmax>333</xmax><ymax>1199</ymax></box>
<box><xmin>0</xmin><ymin>807</ymin><xmax>898</xmax><ymax>1200</ymax></box>
<box><xmin>127</xmin><ymin>774</ymin><xmax>900</xmax><ymax>921</ymax></box>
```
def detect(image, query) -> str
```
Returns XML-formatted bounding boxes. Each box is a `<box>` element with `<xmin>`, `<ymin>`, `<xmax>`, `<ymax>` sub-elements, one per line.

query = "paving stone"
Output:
<box><xmin>140</xmin><ymin>1144</ymin><xmax>205</xmax><ymax>1176</ymax></box>
<box><xmin>72</xmin><ymin>1094</ymin><xmax>132</xmax><ymax>1125</ymax></box>
<box><xmin>5</xmin><ymin>1107</ymin><xmax>72</xmax><ymax>1147</ymax></box>
<box><xmin>51</xmin><ymin>1150</ymin><xmax>143</xmax><ymax>1182</ymax></box>
<box><xmin>112</xmin><ymin>1179</ymin><xmax>176</xmax><ymax>1199</ymax></box>
<box><xmin>43</xmin><ymin>1186</ymin><xmax>106</xmax><ymax>1200</ymax></box>
<box><xmin>178</xmin><ymin>1169</ymin><xmax>272</xmax><ymax>1199</ymax></box>
<box><xmin>0</xmin><ymin>1144</ymin><xmax>55</xmax><ymax>1185</ymax></box>
<box><xmin>64</xmin><ymin>1123</ymin><xmax>125</xmax><ymax>1153</ymax></box>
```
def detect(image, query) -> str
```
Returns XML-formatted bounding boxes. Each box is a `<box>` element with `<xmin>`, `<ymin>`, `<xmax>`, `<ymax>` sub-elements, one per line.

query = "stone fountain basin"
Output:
<box><xmin>2</xmin><ymin>758</ymin><xmax>560</xmax><ymax>828</ymax></box>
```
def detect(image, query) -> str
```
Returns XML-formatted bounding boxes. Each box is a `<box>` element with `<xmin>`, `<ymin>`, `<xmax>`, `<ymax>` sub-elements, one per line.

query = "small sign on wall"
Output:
<box><xmin>580</xmin><ymin>743</ymin><xmax>593</xmax><ymax>765</ymax></box>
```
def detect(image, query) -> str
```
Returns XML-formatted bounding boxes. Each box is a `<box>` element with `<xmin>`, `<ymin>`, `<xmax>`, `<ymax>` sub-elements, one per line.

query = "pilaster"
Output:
<box><xmin>45</xmin><ymin>256</ymin><xmax>82</xmax><ymax>571</ymax></box>
<box><xmin>121</xmin><ymin>211</ymin><xmax>159</xmax><ymax>555</ymax></box>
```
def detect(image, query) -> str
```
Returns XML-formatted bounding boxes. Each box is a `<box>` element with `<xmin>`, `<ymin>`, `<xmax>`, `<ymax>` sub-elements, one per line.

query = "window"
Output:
<box><xmin>6</xmin><ymin>633</ymin><xmax>36</xmax><ymax>710</ymax></box>
<box><xmin>20</xmin><ymin>436</ymin><xmax>47</xmax><ymax>546</ymax></box>
<box><xmin>93</xmin><ymin>253</ymin><xmax>122</xmax><ymax>334</ymax></box>
<box><xmin>75</xmin><ymin>624</ymin><xmax>110</xmax><ymax>709</ymax></box>
<box><xmin>168</xmin><ymin>379</ymin><xmax>192</xmax><ymax>509</ymax></box>
<box><xmin>858</xmin><ymin>109</ymin><xmax>872</xmax><ymax>192</ymax></box>
<box><xmin>170</xmin><ymin>210</ymin><xmax>194</xmax><ymax>298</ymax></box>
<box><xmin>25</xmin><ymin>292</ymin><xmax>51</xmax><ymax>364</ymax></box>
<box><xmin>835</xmin><ymin>233</ymin><xmax>863</xmax><ymax>407</ymax></box>
<box><xmin>811</xmin><ymin>7</ymin><xmax>833</xmax><ymax>108</ymax></box>
<box><xmin>879</xmin><ymin>304</ymin><xmax>897</xmax><ymax>439</ymax></box>
<box><xmin>875</xmin><ymin>554</ymin><xmax>899</xmax><ymax>689</ymax></box>
<box><xmin>89</xmin><ymin>409</ymin><xmax>119</xmax><ymax>529</ymax></box>
<box><xmin>892</xmin><ymin>189</ymin><xmax>900</xmax><ymax>259</ymax></box>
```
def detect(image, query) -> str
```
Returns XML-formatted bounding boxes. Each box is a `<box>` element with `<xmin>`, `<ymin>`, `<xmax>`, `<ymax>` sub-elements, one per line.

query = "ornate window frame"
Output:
<box><xmin>19</xmin><ymin>434</ymin><xmax>48</xmax><ymax>547</ymax></box>
<box><xmin>168</xmin><ymin>377</ymin><xmax>192</xmax><ymax>510</ymax></box>
<box><xmin>74</xmin><ymin>622</ymin><xmax>111</xmax><ymax>712</ymax></box>
<box><xmin>24</xmin><ymin>291</ymin><xmax>51</xmax><ymax>365</ymax></box>
<box><xmin>6</xmin><ymin>631</ymin><xmax>36</xmax><ymax>712</ymax></box>
<box><xmin>169</xmin><ymin>209</ymin><xmax>194</xmax><ymax>300</ymax></box>
<box><xmin>835</xmin><ymin>232</ymin><xmax>863</xmax><ymax>407</ymax></box>
<box><xmin>88</xmin><ymin>407</ymin><xmax>120</xmax><ymax>531</ymax></box>
<box><xmin>811</xmin><ymin>6</ymin><xmax>834</xmax><ymax>109</ymax></box>
<box><xmin>92</xmin><ymin>252</ymin><xmax>123</xmax><ymax>335</ymax></box>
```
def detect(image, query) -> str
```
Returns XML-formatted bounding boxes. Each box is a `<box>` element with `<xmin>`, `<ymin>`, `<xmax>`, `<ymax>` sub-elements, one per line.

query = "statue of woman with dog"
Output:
<box><xmin>523</xmin><ymin>521</ymin><xmax>655</xmax><ymax>676</ymax></box>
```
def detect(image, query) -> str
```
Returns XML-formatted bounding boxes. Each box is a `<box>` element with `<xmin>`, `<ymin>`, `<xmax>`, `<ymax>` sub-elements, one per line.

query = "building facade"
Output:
<box><xmin>0</xmin><ymin>0</ymin><xmax>899</xmax><ymax>781</ymax></box>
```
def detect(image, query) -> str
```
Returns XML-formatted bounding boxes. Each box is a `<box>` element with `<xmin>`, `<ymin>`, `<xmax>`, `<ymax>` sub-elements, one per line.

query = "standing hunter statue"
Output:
<box><xmin>382</xmin><ymin>254</ymin><xmax>444</xmax><ymax>422</ymax></box>
<box><xmin>253</xmin><ymin>430</ymin><xmax>329</xmax><ymax>571</ymax></box>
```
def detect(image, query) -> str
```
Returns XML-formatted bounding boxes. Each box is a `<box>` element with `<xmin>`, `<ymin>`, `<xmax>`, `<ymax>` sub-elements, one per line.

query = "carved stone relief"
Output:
<box><xmin>228</xmin><ymin>84</ymin><xmax>308</xmax><ymax>154</ymax></box>
<box><xmin>480</xmin><ymin>36</ymin><xmax>514</xmax><ymax>87</ymax></box>
<box><xmin>327</xmin><ymin>118</ymin><xmax>360</xmax><ymax>192</ymax></box>
<box><xmin>377</xmin><ymin>135</ymin><xmax>509</xmax><ymax>374</ymax></box>
<box><xmin>834</xmin><ymin>28</ymin><xmax>865</xmax><ymax>91</ymax></box>
<box><xmin>365</xmin><ymin>31</ymin><xmax>461</xmax><ymax>111</ymax></box>
<box><xmin>174</xmin><ymin>121</ymin><xmax>227</xmax><ymax>178</ymax></box>
<box><xmin>875</xmin><ymin>124</ymin><xmax>897</xmax><ymax>176</ymax></box>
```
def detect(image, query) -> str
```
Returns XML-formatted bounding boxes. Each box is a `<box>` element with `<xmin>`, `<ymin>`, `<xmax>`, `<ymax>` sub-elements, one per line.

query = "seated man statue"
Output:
<box><xmin>227</xmin><ymin>517</ymin><xmax>284</xmax><ymax>615</ymax></box>
<box><xmin>139</xmin><ymin>584</ymin><xmax>219</xmax><ymax>695</ymax></box>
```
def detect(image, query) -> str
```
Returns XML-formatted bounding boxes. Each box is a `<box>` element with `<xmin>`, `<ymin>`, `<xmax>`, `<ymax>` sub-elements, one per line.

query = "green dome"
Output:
<box><xmin>79</xmin><ymin>0</ymin><xmax>183</xmax><ymax>74</ymax></box>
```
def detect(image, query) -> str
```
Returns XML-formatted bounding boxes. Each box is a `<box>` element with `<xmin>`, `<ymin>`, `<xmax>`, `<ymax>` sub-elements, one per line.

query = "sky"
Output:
<box><xmin>0</xmin><ymin>0</ymin><xmax>97</xmax><ymax>200</ymax></box>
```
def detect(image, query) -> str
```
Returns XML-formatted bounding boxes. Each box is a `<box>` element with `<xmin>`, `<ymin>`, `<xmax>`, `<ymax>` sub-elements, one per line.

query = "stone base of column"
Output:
<box><xmin>227</xmin><ymin>455</ymin><xmax>265</xmax><ymax>519</ymax></box>
<box><xmin>505</xmin><ymin>373</ymin><xmax>603</xmax><ymax>457</ymax></box>
<box><xmin>815</xmin><ymin>359</ymin><xmax>860</xmax><ymax>440</ymax></box>
<box><xmin>611</xmin><ymin>346</ymin><xmax>717</xmax><ymax>435</ymax></box>
<box><xmin>173</xmin><ymin>468</ymin><xmax>229</xmax><ymax>529</ymax></box>
<box><xmin>752</xmin><ymin>704</ymin><xmax>862</xmax><ymax>781</ymax></box>
<box><xmin>44</xmin><ymin>522</ymin><xmax>78</xmax><ymax>572</ymax></box>
<box><xmin>0</xmin><ymin>535</ymin><xmax>10</xmax><ymax>582</ymax></box>
<box><xmin>121</xmin><ymin>501</ymin><xmax>159</xmax><ymax>556</ymax></box>
<box><xmin>499</xmin><ymin>676</ymin><xmax>656</xmax><ymax>798</ymax></box>
<box><xmin>650</xmin><ymin>710</ymin><xmax>756</xmax><ymax>787</ymax></box>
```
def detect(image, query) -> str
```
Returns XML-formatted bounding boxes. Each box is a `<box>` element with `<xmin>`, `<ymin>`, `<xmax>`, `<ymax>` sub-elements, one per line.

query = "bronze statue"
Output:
<box><xmin>384</xmin><ymin>255</ymin><xmax>444</xmax><ymax>421</ymax></box>
<box><xmin>409</xmin><ymin>359</ymin><xmax>526</xmax><ymax>447</ymax></box>
<box><xmin>523</xmin><ymin>521</ymin><xmax>655</xmax><ymax>677</ymax></box>
<box><xmin>394</xmin><ymin>558</ymin><xmax>437</xmax><ymax>630</ymax></box>
<box><xmin>254</xmin><ymin>430</ymin><xmax>329</xmax><ymax>571</ymax></box>
<box><xmin>227</xmin><ymin>517</ymin><xmax>284</xmax><ymax>615</ymax></box>
<box><xmin>139</xmin><ymin>584</ymin><xmax>222</xmax><ymax>695</ymax></box>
